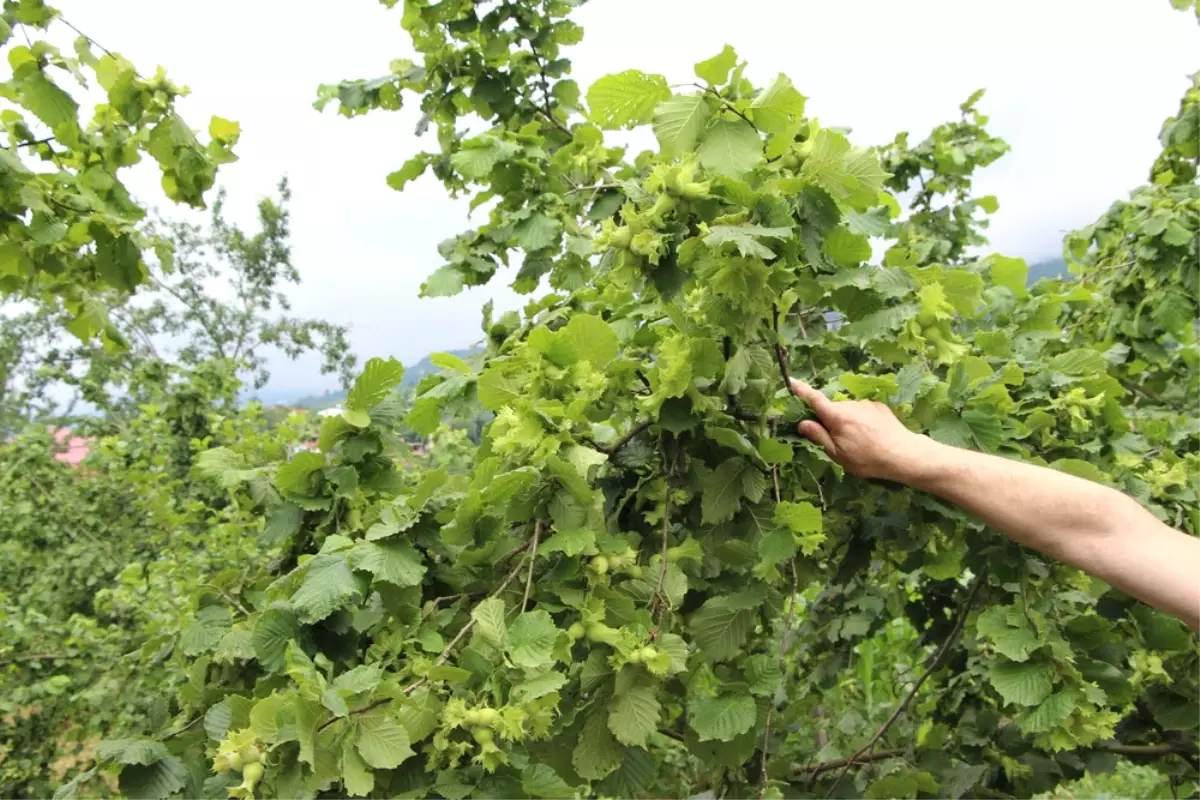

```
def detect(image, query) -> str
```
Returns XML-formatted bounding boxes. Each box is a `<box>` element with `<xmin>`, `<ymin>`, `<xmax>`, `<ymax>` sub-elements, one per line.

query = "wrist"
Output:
<box><xmin>884</xmin><ymin>433</ymin><xmax>952</xmax><ymax>489</ymax></box>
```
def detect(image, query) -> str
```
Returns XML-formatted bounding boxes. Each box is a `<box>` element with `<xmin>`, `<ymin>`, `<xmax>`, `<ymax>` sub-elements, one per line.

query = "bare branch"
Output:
<box><xmin>823</xmin><ymin>572</ymin><xmax>988</xmax><ymax>797</ymax></box>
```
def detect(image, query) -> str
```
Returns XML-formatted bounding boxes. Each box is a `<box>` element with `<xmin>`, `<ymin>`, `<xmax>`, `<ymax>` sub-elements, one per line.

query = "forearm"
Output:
<box><xmin>900</xmin><ymin>436</ymin><xmax>1200</xmax><ymax>630</ymax></box>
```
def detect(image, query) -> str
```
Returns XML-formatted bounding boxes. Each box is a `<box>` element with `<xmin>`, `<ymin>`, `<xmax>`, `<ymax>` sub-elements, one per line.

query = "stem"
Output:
<box><xmin>795</xmin><ymin>749</ymin><xmax>906</xmax><ymax>778</ymax></box>
<box><xmin>771</xmin><ymin>304</ymin><xmax>792</xmax><ymax>394</ymax></box>
<box><xmin>397</xmin><ymin>543</ymin><xmax>533</xmax><ymax>699</ymax></box>
<box><xmin>597</xmin><ymin>419</ymin><xmax>652</xmax><ymax>455</ymax></box>
<box><xmin>58</xmin><ymin>17</ymin><xmax>114</xmax><ymax>57</ymax></box>
<box><xmin>651</xmin><ymin>476</ymin><xmax>672</xmax><ymax>625</ymax></box>
<box><xmin>759</xmin><ymin>557</ymin><xmax>799</xmax><ymax>796</ymax></box>
<box><xmin>694</xmin><ymin>83</ymin><xmax>758</xmax><ymax>131</ymax></box>
<box><xmin>522</xmin><ymin>520</ymin><xmax>544</xmax><ymax>613</ymax></box>
<box><xmin>823</xmin><ymin>572</ymin><xmax>988</xmax><ymax>798</ymax></box>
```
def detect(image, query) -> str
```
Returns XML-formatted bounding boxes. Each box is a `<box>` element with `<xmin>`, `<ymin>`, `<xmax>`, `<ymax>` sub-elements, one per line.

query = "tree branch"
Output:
<box><xmin>58</xmin><ymin>17</ymin><xmax>113</xmax><ymax>57</ymax></box>
<box><xmin>650</xmin><ymin>475</ymin><xmax>672</xmax><ymax>625</ymax></box>
<box><xmin>823</xmin><ymin>572</ymin><xmax>988</xmax><ymax>797</ymax></box>
<box><xmin>596</xmin><ymin>419</ymin><xmax>652</xmax><ymax>455</ymax></box>
<box><xmin>795</xmin><ymin>749</ymin><xmax>906</xmax><ymax>778</ymax></box>
<box><xmin>771</xmin><ymin>305</ymin><xmax>792</xmax><ymax>393</ymax></box>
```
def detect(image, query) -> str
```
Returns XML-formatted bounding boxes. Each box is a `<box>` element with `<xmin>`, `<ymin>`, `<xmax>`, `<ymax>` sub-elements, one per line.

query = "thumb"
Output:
<box><xmin>798</xmin><ymin>420</ymin><xmax>837</xmax><ymax>459</ymax></box>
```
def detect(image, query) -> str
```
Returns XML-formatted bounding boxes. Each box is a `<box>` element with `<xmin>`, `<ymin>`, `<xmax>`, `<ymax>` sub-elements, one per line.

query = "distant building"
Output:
<box><xmin>52</xmin><ymin>428</ymin><xmax>91</xmax><ymax>468</ymax></box>
<box><xmin>317</xmin><ymin>406</ymin><xmax>344</xmax><ymax>419</ymax></box>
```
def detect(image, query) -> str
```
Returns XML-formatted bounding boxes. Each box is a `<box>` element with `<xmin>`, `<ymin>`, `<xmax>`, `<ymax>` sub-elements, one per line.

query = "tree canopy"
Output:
<box><xmin>1</xmin><ymin>1</ymin><xmax>1197</xmax><ymax>799</ymax></box>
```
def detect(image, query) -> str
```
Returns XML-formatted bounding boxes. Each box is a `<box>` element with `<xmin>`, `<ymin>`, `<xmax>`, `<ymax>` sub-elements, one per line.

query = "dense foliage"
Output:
<box><xmin>1</xmin><ymin>1</ymin><xmax>1197</xmax><ymax>799</ymax></box>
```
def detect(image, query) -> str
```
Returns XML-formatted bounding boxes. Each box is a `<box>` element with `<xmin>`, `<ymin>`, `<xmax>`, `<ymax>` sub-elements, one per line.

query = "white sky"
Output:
<box><xmin>60</xmin><ymin>0</ymin><xmax>1199</xmax><ymax>399</ymax></box>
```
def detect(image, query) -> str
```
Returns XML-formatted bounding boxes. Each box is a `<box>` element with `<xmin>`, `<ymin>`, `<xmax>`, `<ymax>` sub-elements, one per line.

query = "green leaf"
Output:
<box><xmin>477</xmin><ymin>368</ymin><xmax>522</xmax><ymax>410</ymax></box>
<box><xmin>721</xmin><ymin>346</ymin><xmax>751</xmax><ymax>395</ymax></box>
<box><xmin>179</xmin><ymin>606</ymin><xmax>231</xmax><ymax>656</ymax></box>
<box><xmin>204</xmin><ymin>701</ymin><xmax>233</xmax><ymax>742</ymax></box>
<box><xmin>988</xmin><ymin>255</ymin><xmax>1029</xmax><ymax>296</ymax></box>
<box><xmin>694</xmin><ymin>44</ymin><xmax>738</xmax><ymax>86</ymax></box>
<box><xmin>253</xmin><ymin>607</ymin><xmax>297</xmax><ymax>673</ymax></box>
<box><xmin>690</xmin><ymin>597</ymin><xmax>754</xmax><ymax>661</ymax></box>
<box><xmin>587</xmin><ymin>70</ymin><xmax>671</xmax><ymax>129</ymax></box>
<box><xmin>117</xmin><ymin>757</ymin><xmax>187</xmax><ymax>800</ymax></box>
<box><xmin>608</xmin><ymin>683</ymin><xmax>661</xmax><ymax>747</ymax></box>
<box><xmin>521</xmin><ymin>764</ymin><xmax>576</xmax><ymax>799</ymax></box>
<box><xmin>194</xmin><ymin>447</ymin><xmax>256</xmax><ymax>489</ymax></box>
<box><xmin>1048</xmin><ymin>349</ymin><xmax>1107</xmax><ymax>376</ymax></box>
<box><xmin>573</xmin><ymin>711</ymin><xmax>623</xmax><ymax>781</ymax></box>
<box><xmin>823</xmin><ymin>226</ymin><xmax>872</xmax><ymax>267</ymax></box>
<box><xmin>541</xmin><ymin>526</ymin><xmax>595</xmax><ymax>557</ymax></box>
<box><xmin>471</xmin><ymin>597</ymin><xmax>508</xmax><ymax>647</ymax></box>
<box><xmin>653</xmin><ymin>94</ymin><xmax>711</xmax><ymax>156</ymax></box>
<box><xmin>865</xmin><ymin>771</ymin><xmax>938</xmax><ymax>800</ymax></box>
<box><xmin>704</xmin><ymin>224</ymin><xmax>791</xmax><ymax>259</ymax></box>
<box><xmin>342</xmin><ymin>408</ymin><xmax>371</xmax><ymax>428</ymax></box>
<box><xmin>701</xmin><ymin>457</ymin><xmax>766</xmax><ymax>524</ymax></box>
<box><xmin>19</xmin><ymin>72</ymin><xmax>79</xmax><ymax>129</ymax></box>
<box><xmin>512</xmin><ymin>671</ymin><xmax>569</xmax><ymax>702</ymax></box>
<box><xmin>348</xmin><ymin>539</ymin><xmax>426</xmax><ymax>586</ymax></box>
<box><xmin>750</xmin><ymin>74</ymin><xmax>806</xmax><ymax>136</ymax></box>
<box><xmin>355</xmin><ymin>709</ymin><xmax>414</xmax><ymax>769</ymax></box>
<box><xmin>988</xmin><ymin>660</ymin><xmax>1055</xmax><ymax>706</ymax></box>
<box><xmin>514</xmin><ymin>212</ymin><xmax>561</xmax><ymax>252</ymax></box>
<box><xmin>698</xmin><ymin>118</ymin><xmax>762</xmax><ymax>177</ymax></box>
<box><xmin>506</xmin><ymin>610</ymin><xmax>558</xmax><ymax>669</ymax></box>
<box><xmin>347</xmin><ymin>357</ymin><xmax>404</xmax><ymax>411</ymax></box>
<box><xmin>387</xmin><ymin>154</ymin><xmax>428</xmax><ymax>191</ymax></box>
<box><xmin>774</xmin><ymin>501</ymin><xmax>822</xmax><ymax>534</ymax></box>
<box><xmin>431</xmin><ymin>351</ymin><xmax>472</xmax><ymax>374</ymax></box>
<box><xmin>845</xmin><ymin>207</ymin><xmax>892</xmax><ymax>237</ymax></box>
<box><xmin>96</xmin><ymin>739</ymin><xmax>171</xmax><ymax>766</ymax></box>
<box><xmin>563</xmin><ymin>313</ymin><xmax>619</xmax><ymax>366</ymax></box>
<box><xmin>689</xmin><ymin>691</ymin><xmax>756</xmax><ymax>742</ymax></box>
<box><xmin>341</xmin><ymin>737</ymin><xmax>374</xmax><ymax>797</ymax></box>
<box><xmin>422</xmin><ymin>264</ymin><xmax>465</xmax><ymax>297</ymax></box>
<box><xmin>291</xmin><ymin>554</ymin><xmax>363</xmax><ymax>624</ymax></box>
<box><xmin>802</xmin><ymin>128</ymin><xmax>890</xmax><ymax>208</ymax></box>
<box><xmin>1019</xmin><ymin>690</ymin><xmax>1076</xmax><ymax>734</ymax></box>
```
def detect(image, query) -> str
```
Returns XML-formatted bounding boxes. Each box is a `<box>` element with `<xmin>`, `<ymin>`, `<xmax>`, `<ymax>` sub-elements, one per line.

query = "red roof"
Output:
<box><xmin>52</xmin><ymin>427</ymin><xmax>91</xmax><ymax>468</ymax></box>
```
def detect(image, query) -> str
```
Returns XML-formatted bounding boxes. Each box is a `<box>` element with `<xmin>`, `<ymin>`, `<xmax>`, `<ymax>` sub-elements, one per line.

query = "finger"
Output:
<box><xmin>798</xmin><ymin>420</ymin><xmax>837</xmax><ymax>459</ymax></box>
<box><xmin>788</xmin><ymin>378</ymin><xmax>836</xmax><ymax>421</ymax></box>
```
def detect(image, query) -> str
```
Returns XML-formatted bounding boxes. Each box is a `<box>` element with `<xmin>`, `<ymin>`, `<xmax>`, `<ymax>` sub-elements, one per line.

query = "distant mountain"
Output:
<box><xmin>1028</xmin><ymin>257</ymin><xmax>1068</xmax><ymax>283</ymax></box>
<box><xmin>286</xmin><ymin>347</ymin><xmax>482</xmax><ymax>410</ymax></box>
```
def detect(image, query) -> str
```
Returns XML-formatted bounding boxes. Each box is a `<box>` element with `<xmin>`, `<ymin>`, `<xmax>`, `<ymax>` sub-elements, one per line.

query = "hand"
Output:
<box><xmin>788</xmin><ymin>378</ymin><xmax>933</xmax><ymax>483</ymax></box>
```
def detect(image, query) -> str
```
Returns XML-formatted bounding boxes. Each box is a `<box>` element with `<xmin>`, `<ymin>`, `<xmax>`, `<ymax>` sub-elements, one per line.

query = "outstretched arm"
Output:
<box><xmin>789</xmin><ymin>378</ymin><xmax>1200</xmax><ymax>631</ymax></box>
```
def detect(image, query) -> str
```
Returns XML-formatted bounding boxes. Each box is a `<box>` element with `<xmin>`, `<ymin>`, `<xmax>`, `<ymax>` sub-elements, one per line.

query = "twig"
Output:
<box><xmin>160</xmin><ymin>714</ymin><xmax>204</xmax><ymax>740</ymax></box>
<box><xmin>822</xmin><ymin>572</ymin><xmax>988</xmax><ymax>798</ymax></box>
<box><xmin>771</xmin><ymin>305</ymin><xmax>792</xmax><ymax>394</ymax></box>
<box><xmin>398</xmin><ymin>544</ymin><xmax>533</xmax><ymax>698</ymax></box>
<box><xmin>759</xmin><ymin>558</ymin><xmax>800</xmax><ymax>796</ymax></box>
<box><xmin>15</xmin><ymin>136</ymin><xmax>55</xmax><ymax>149</ymax></box>
<box><xmin>1102</xmin><ymin>743</ymin><xmax>1197</xmax><ymax>757</ymax></box>
<box><xmin>650</xmin><ymin>478</ymin><xmax>672</xmax><ymax>625</ymax></box>
<box><xmin>200</xmin><ymin>583</ymin><xmax>251</xmax><ymax>617</ymax></box>
<box><xmin>597</xmin><ymin>420</ymin><xmax>652</xmax><ymax>455</ymax></box>
<box><xmin>58</xmin><ymin>17</ymin><xmax>113</xmax><ymax>57</ymax></box>
<box><xmin>795</xmin><ymin>749</ymin><xmax>906</xmax><ymax>778</ymax></box>
<box><xmin>693</xmin><ymin>83</ymin><xmax>758</xmax><ymax>131</ymax></box>
<box><xmin>522</xmin><ymin>520</ymin><xmax>544</xmax><ymax>612</ymax></box>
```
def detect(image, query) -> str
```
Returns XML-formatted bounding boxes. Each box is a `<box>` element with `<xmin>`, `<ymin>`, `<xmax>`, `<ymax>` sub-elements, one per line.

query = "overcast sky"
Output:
<box><xmin>63</xmin><ymin>0</ymin><xmax>1199</xmax><ymax>399</ymax></box>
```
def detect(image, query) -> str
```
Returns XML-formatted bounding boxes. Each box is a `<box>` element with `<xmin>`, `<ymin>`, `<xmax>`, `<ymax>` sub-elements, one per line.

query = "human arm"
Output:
<box><xmin>788</xmin><ymin>378</ymin><xmax>1200</xmax><ymax>631</ymax></box>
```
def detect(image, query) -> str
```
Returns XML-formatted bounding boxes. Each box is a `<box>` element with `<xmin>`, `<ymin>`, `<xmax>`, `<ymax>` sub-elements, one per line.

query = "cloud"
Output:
<box><xmin>63</xmin><ymin>0</ymin><xmax>1199</xmax><ymax>397</ymax></box>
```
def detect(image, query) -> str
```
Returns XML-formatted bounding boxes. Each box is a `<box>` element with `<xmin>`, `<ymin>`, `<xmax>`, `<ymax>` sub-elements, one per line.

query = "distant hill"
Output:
<box><xmin>1028</xmin><ymin>256</ymin><xmax>1068</xmax><ymax>282</ymax></box>
<box><xmin>288</xmin><ymin>347</ymin><xmax>481</xmax><ymax>410</ymax></box>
